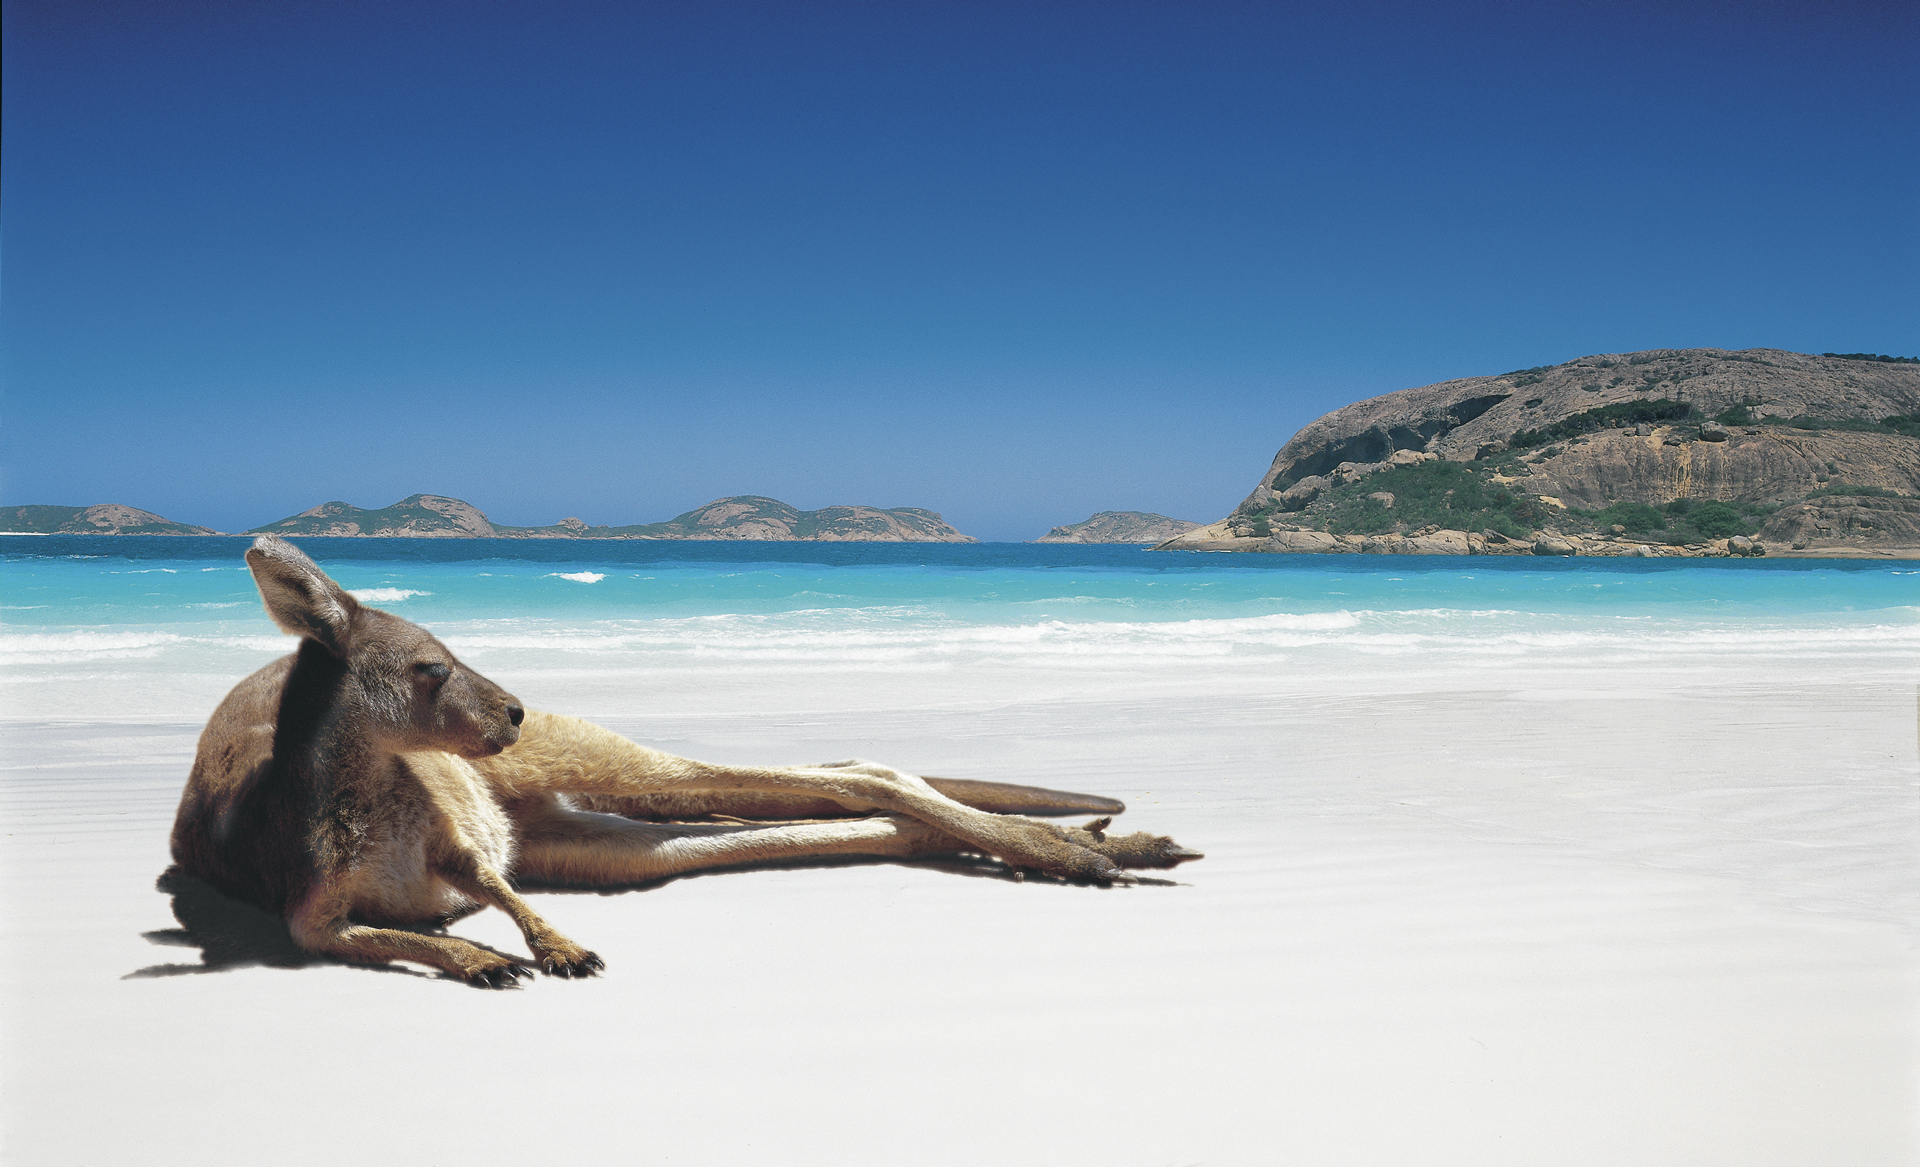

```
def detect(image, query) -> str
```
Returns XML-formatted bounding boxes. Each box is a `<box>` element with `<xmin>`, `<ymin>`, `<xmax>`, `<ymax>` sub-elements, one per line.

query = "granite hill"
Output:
<box><xmin>1161</xmin><ymin>349</ymin><xmax>1920</xmax><ymax>558</ymax></box>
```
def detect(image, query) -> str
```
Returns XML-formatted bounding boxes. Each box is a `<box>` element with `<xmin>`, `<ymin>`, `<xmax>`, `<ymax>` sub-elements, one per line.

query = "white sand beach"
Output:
<box><xmin>2</xmin><ymin>651</ymin><xmax>1914</xmax><ymax>1165</ymax></box>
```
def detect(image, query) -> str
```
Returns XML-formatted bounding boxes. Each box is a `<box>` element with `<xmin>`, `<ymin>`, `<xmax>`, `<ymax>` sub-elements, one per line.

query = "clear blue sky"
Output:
<box><xmin>4</xmin><ymin>0</ymin><xmax>1915</xmax><ymax>540</ymax></box>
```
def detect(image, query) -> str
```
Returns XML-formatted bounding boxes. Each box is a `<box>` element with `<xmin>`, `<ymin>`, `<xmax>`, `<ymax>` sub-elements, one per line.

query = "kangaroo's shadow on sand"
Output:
<box><xmin>131</xmin><ymin>855</ymin><xmax>1179</xmax><ymax>983</ymax></box>
<box><xmin>127</xmin><ymin>866</ymin><xmax>436</xmax><ymax>982</ymax></box>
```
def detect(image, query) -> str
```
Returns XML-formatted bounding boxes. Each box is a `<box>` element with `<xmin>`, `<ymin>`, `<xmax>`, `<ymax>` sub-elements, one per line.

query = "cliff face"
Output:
<box><xmin>1165</xmin><ymin>349</ymin><xmax>1920</xmax><ymax>556</ymax></box>
<box><xmin>0</xmin><ymin>504</ymin><xmax>219</xmax><ymax>535</ymax></box>
<box><xmin>247</xmin><ymin>494</ymin><xmax>979</xmax><ymax>542</ymax></box>
<box><xmin>1034</xmin><ymin>511</ymin><xmax>1201</xmax><ymax>544</ymax></box>
<box><xmin>1512</xmin><ymin>427</ymin><xmax>1920</xmax><ymax>508</ymax></box>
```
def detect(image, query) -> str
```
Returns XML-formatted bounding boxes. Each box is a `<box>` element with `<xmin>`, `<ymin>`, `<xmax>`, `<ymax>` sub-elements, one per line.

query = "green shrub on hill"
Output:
<box><xmin>1685</xmin><ymin>501</ymin><xmax>1749</xmax><ymax>539</ymax></box>
<box><xmin>1808</xmin><ymin>484</ymin><xmax>1907</xmax><ymax>499</ymax></box>
<box><xmin>1315</xmin><ymin>461</ymin><xmax>1536</xmax><ymax>538</ymax></box>
<box><xmin>1755</xmin><ymin>414</ymin><xmax>1920</xmax><ymax>437</ymax></box>
<box><xmin>1586</xmin><ymin>501</ymin><xmax>1667</xmax><ymax>534</ymax></box>
<box><xmin>1507</xmin><ymin>399</ymin><xmax>1697</xmax><ymax>450</ymax></box>
<box><xmin>1255</xmin><ymin>457</ymin><xmax>1773</xmax><ymax>546</ymax></box>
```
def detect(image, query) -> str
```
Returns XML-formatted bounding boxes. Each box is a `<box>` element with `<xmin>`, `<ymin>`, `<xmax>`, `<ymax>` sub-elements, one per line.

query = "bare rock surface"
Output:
<box><xmin>1761</xmin><ymin>495</ymin><xmax>1920</xmax><ymax>552</ymax></box>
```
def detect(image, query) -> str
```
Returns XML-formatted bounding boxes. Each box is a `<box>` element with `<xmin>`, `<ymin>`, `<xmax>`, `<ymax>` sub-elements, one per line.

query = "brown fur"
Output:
<box><xmin>170</xmin><ymin>537</ymin><xmax>1202</xmax><ymax>986</ymax></box>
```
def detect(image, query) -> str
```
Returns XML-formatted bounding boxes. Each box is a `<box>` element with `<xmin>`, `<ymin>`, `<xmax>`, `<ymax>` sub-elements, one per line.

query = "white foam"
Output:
<box><xmin>548</xmin><ymin>572</ymin><xmax>606</xmax><ymax>584</ymax></box>
<box><xmin>347</xmin><ymin>587</ymin><xmax>430</xmax><ymax>602</ymax></box>
<box><xmin>0</xmin><ymin>630</ymin><xmax>188</xmax><ymax>665</ymax></box>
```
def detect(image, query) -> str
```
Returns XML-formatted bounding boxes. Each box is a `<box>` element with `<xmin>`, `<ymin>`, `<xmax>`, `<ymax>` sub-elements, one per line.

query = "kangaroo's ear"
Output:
<box><xmin>245</xmin><ymin>536</ymin><xmax>360</xmax><ymax>656</ymax></box>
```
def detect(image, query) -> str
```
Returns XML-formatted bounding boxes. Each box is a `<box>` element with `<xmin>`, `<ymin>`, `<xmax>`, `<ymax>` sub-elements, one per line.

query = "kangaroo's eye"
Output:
<box><xmin>414</xmin><ymin>663</ymin><xmax>451</xmax><ymax>681</ymax></box>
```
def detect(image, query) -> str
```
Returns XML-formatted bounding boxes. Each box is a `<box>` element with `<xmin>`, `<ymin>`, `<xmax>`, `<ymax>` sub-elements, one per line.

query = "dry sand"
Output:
<box><xmin>2</xmin><ymin>671</ymin><xmax>1915</xmax><ymax>1165</ymax></box>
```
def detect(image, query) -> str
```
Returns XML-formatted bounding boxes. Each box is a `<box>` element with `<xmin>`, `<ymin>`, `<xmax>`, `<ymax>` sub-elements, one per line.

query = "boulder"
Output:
<box><xmin>1405</xmin><ymin>529</ymin><xmax>1471</xmax><ymax>555</ymax></box>
<box><xmin>1263</xmin><ymin>530</ymin><xmax>1344</xmax><ymax>554</ymax></box>
<box><xmin>1274</xmin><ymin>475</ymin><xmax>1333</xmax><ymax>512</ymax></box>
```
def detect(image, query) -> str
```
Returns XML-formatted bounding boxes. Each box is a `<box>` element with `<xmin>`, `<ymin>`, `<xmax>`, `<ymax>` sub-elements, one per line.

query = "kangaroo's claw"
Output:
<box><xmin>539</xmin><ymin>947</ymin><xmax>604</xmax><ymax>978</ymax></box>
<box><xmin>465</xmin><ymin>962</ymin><xmax>529</xmax><ymax>989</ymax></box>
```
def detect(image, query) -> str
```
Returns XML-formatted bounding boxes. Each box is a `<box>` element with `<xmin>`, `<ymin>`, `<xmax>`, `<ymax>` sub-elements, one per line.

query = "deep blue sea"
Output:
<box><xmin>4</xmin><ymin>534</ymin><xmax>1917</xmax><ymax>720</ymax></box>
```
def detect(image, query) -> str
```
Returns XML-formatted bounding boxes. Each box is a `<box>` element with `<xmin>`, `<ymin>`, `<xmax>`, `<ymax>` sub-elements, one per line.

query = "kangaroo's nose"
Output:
<box><xmin>506</xmin><ymin>704</ymin><xmax>525</xmax><ymax>727</ymax></box>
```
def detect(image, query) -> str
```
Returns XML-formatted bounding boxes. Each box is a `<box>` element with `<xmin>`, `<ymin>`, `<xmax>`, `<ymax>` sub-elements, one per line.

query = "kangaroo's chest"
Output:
<box><xmin>340</xmin><ymin>752</ymin><xmax>518</xmax><ymax>925</ymax></box>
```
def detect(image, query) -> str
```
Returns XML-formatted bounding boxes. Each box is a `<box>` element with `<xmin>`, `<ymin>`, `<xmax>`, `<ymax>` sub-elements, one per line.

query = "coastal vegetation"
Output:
<box><xmin>1754</xmin><ymin>414</ymin><xmax>1920</xmax><ymax>438</ymax></box>
<box><xmin>1280</xmin><ymin>460</ymin><xmax>1774</xmax><ymax>545</ymax></box>
<box><xmin>1503</xmin><ymin>398</ymin><xmax>1696</xmax><ymax>450</ymax></box>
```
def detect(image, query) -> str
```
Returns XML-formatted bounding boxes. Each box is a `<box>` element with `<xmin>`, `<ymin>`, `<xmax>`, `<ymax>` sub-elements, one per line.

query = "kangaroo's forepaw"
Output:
<box><xmin>463</xmin><ymin>959</ymin><xmax>532</xmax><ymax>989</ymax></box>
<box><xmin>1064</xmin><ymin>820</ymin><xmax>1204</xmax><ymax>870</ymax></box>
<box><xmin>535</xmin><ymin>943</ymin><xmax>604</xmax><ymax>979</ymax></box>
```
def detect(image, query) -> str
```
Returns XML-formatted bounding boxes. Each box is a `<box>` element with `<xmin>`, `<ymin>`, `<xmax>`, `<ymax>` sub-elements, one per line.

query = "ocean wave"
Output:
<box><xmin>427</xmin><ymin>607</ymin><xmax>1920</xmax><ymax>667</ymax></box>
<box><xmin>348</xmin><ymin>588</ymin><xmax>430</xmax><ymax>602</ymax></box>
<box><xmin>548</xmin><ymin>572</ymin><xmax>606</xmax><ymax>584</ymax></box>
<box><xmin>0</xmin><ymin>629</ymin><xmax>291</xmax><ymax>665</ymax></box>
<box><xmin>4</xmin><ymin>601</ymin><xmax>1915</xmax><ymax>677</ymax></box>
<box><xmin>0</xmin><ymin>630</ymin><xmax>190</xmax><ymax>664</ymax></box>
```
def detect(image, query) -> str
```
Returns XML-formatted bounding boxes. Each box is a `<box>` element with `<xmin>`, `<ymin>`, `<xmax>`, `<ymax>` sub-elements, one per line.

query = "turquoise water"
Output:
<box><xmin>4</xmin><ymin>535</ymin><xmax>1917</xmax><ymax>719</ymax></box>
<box><xmin>8</xmin><ymin>534</ymin><xmax>1918</xmax><ymax>621</ymax></box>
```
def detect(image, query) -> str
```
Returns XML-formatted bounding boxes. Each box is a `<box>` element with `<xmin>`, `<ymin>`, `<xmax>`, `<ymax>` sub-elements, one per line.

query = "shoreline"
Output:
<box><xmin>1155</xmin><ymin>520</ymin><xmax>1920</xmax><ymax>559</ymax></box>
<box><xmin>5</xmin><ymin>530</ymin><xmax>1919</xmax><ymax>558</ymax></box>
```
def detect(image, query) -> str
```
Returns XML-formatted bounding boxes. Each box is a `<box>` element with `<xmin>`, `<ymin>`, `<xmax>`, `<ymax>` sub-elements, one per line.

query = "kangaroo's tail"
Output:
<box><xmin>923</xmin><ymin>776</ymin><xmax>1125</xmax><ymax>817</ymax></box>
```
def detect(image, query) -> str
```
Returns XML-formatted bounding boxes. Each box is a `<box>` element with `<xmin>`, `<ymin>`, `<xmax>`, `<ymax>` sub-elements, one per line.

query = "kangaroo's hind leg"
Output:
<box><xmin>479</xmin><ymin>712</ymin><xmax>1202</xmax><ymax>883</ymax></box>
<box><xmin>505</xmin><ymin>794</ymin><xmax>1199</xmax><ymax>886</ymax></box>
<box><xmin>504</xmin><ymin>795</ymin><xmax>966</xmax><ymax>887</ymax></box>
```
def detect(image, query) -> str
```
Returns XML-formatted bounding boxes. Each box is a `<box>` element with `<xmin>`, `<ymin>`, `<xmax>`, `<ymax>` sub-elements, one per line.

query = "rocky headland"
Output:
<box><xmin>1159</xmin><ymin>349</ymin><xmax>1920</xmax><ymax>558</ymax></box>
<box><xmin>1034</xmin><ymin>511</ymin><xmax>1202</xmax><ymax>544</ymax></box>
<box><xmin>0</xmin><ymin>504</ymin><xmax>218</xmax><ymax>536</ymax></box>
<box><xmin>246</xmin><ymin>494</ymin><xmax>978</xmax><ymax>542</ymax></box>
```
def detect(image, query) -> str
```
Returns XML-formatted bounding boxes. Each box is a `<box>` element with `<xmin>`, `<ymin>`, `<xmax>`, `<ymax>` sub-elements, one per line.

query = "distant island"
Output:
<box><xmin>0</xmin><ymin>494</ymin><xmax>981</xmax><ymax>542</ymax></box>
<box><xmin>11</xmin><ymin>348</ymin><xmax>1919</xmax><ymax>557</ymax></box>
<box><xmin>0</xmin><ymin>504</ymin><xmax>217</xmax><ymax>536</ymax></box>
<box><xmin>249</xmin><ymin>494</ymin><xmax>977</xmax><ymax>542</ymax></box>
<box><xmin>1159</xmin><ymin>348</ymin><xmax>1920</xmax><ymax>558</ymax></box>
<box><xmin>1033</xmin><ymin>511</ymin><xmax>1201</xmax><ymax>544</ymax></box>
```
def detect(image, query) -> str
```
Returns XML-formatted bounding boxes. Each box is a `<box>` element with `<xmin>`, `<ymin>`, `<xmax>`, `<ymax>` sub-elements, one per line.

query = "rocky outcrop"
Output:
<box><xmin>1760</xmin><ymin>495</ymin><xmax>1920</xmax><ymax>552</ymax></box>
<box><xmin>247</xmin><ymin>494</ymin><xmax>979</xmax><ymax>542</ymax></box>
<box><xmin>0</xmin><ymin>504</ymin><xmax>219</xmax><ymax>535</ymax></box>
<box><xmin>1164</xmin><ymin>349</ymin><xmax>1920</xmax><ymax>557</ymax></box>
<box><xmin>1162</xmin><ymin>521</ymin><xmax>1783</xmax><ymax>559</ymax></box>
<box><xmin>1515</xmin><ymin>427</ymin><xmax>1920</xmax><ymax>509</ymax></box>
<box><xmin>1034</xmin><ymin>511</ymin><xmax>1202</xmax><ymax>544</ymax></box>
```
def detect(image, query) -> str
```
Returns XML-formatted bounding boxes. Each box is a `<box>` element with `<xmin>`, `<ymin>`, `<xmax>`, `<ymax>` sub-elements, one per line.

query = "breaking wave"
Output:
<box><xmin>348</xmin><ymin>588</ymin><xmax>430</xmax><ymax>602</ymax></box>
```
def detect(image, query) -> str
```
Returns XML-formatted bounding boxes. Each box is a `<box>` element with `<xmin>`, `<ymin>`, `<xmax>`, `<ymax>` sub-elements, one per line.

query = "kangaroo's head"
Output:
<box><xmin>246</xmin><ymin>536</ymin><xmax>524</xmax><ymax>757</ymax></box>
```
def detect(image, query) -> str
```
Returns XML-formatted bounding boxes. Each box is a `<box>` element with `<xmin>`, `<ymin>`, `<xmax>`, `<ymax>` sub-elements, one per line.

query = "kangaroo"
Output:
<box><xmin>171</xmin><ymin>536</ymin><xmax>1202</xmax><ymax>986</ymax></box>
